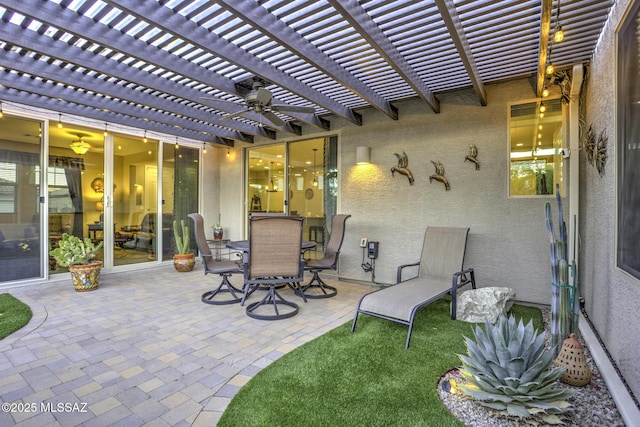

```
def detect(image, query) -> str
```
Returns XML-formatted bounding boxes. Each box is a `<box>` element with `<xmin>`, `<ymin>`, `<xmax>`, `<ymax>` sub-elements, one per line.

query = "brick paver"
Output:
<box><xmin>0</xmin><ymin>264</ymin><xmax>372</xmax><ymax>425</ymax></box>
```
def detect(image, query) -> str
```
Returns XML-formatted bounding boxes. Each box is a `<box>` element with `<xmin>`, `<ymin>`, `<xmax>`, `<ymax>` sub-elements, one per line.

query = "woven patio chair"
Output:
<box><xmin>189</xmin><ymin>213</ymin><xmax>243</xmax><ymax>305</ymax></box>
<box><xmin>301</xmin><ymin>214</ymin><xmax>351</xmax><ymax>298</ymax></box>
<box><xmin>241</xmin><ymin>215</ymin><xmax>305</xmax><ymax>320</ymax></box>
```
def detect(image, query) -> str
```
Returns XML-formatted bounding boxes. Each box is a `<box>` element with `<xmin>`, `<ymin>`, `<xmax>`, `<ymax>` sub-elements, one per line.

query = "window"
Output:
<box><xmin>0</xmin><ymin>162</ymin><xmax>17</xmax><ymax>213</ymax></box>
<box><xmin>616</xmin><ymin>0</ymin><xmax>640</xmax><ymax>281</ymax></box>
<box><xmin>509</xmin><ymin>99</ymin><xmax>564</xmax><ymax>196</ymax></box>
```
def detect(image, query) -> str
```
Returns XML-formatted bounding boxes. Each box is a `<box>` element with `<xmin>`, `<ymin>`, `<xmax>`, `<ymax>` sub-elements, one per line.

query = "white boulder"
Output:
<box><xmin>455</xmin><ymin>287</ymin><xmax>516</xmax><ymax>323</ymax></box>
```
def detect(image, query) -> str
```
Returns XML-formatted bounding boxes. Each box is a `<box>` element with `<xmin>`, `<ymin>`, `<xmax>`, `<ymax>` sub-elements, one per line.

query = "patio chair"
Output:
<box><xmin>241</xmin><ymin>216</ymin><xmax>305</xmax><ymax>320</ymax></box>
<box><xmin>351</xmin><ymin>226</ymin><xmax>476</xmax><ymax>348</ymax></box>
<box><xmin>301</xmin><ymin>214</ymin><xmax>351</xmax><ymax>298</ymax></box>
<box><xmin>188</xmin><ymin>213</ymin><xmax>244</xmax><ymax>305</ymax></box>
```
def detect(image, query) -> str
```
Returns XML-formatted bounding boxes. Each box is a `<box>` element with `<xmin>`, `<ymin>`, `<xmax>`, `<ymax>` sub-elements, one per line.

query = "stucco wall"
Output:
<box><xmin>335</xmin><ymin>79</ymin><xmax>559</xmax><ymax>305</ymax></box>
<box><xmin>581</xmin><ymin>0</ymin><xmax>640</xmax><ymax>400</ymax></box>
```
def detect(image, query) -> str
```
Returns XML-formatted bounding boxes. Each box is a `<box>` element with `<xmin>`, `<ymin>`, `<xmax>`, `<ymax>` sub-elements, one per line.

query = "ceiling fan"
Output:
<box><xmin>201</xmin><ymin>79</ymin><xmax>315</xmax><ymax>127</ymax></box>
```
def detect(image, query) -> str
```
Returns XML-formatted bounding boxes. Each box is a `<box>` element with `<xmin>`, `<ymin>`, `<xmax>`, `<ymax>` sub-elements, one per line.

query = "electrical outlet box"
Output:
<box><xmin>367</xmin><ymin>241</ymin><xmax>379</xmax><ymax>259</ymax></box>
<box><xmin>359</xmin><ymin>237</ymin><xmax>368</xmax><ymax>248</ymax></box>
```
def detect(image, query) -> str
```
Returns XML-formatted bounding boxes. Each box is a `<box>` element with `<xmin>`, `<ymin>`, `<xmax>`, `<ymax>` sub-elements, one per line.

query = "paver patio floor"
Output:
<box><xmin>0</xmin><ymin>264</ymin><xmax>373</xmax><ymax>426</ymax></box>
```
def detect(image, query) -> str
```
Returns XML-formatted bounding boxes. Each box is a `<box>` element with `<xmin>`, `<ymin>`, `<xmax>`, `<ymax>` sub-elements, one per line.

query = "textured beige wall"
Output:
<box><xmin>335</xmin><ymin>79</ymin><xmax>556</xmax><ymax>304</ymax></box>
<box><xmin>581</xmin><ymin>0</ymin><xmax>640</xmax><ymax>399</ymax></box>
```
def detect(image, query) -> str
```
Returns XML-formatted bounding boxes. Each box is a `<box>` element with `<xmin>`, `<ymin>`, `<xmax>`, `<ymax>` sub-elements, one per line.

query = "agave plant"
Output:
<box><xmin>458</xmin><ymin>314</ymin><xmax>575</xmax><ymax>424</ymax></box>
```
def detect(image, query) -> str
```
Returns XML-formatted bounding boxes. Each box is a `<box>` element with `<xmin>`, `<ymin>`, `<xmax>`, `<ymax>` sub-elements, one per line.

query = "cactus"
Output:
<box><xmin>173</xmin><ymin>219</ymin><xmax>191</xmax><ymax>254</ymax></box>
<box><xmin>49</xmin><ymin>233</ymin><xmax>103</xmax><ymax>266</ymax></box>
<box><xmin>544</xmin><ymin>184</ymin><xmax>579</xmax><ymax>357</ymax></box>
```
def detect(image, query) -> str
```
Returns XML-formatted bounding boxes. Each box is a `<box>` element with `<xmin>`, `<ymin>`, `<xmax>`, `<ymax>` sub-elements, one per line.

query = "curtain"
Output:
<box><xmin>64</xmin><ymin>167</ymin><xmax>84</xmax><ymax>238</ymax></box>
<box><xmin>50</xmin><ymin>156</ymin><xmax>85</xmax><ymax>238</ymax></box>
<box><xmin>323</xmin><ymin>136</ymin><xmax>338</xmax><ymax>234</ymax></box>
<box><xmin>173</xmin><ymin>146</ymin><xmax>199</xmax><ymax>253</ymax></box>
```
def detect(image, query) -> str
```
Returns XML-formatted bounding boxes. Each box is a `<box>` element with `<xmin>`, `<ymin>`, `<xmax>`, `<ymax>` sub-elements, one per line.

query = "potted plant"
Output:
<box><xmin>173</xmin><ymin>219</ymin><xmax>195</xmax><ymax>272</ymax></box>
<box><xmin>49</xmin><ymin>233</ymin><xmax>104</xmax><ymax>292</ymax></box>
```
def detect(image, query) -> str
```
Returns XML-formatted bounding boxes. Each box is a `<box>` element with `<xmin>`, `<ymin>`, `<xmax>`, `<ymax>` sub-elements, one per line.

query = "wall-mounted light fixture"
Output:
<box><xmin>356</xmin><ymin>146</ymin><xmax>370</xmax><ymax>164</ymax></box>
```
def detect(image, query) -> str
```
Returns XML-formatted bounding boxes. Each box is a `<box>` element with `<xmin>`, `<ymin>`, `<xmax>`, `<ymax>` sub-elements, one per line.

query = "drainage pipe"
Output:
<box><xmin>568</xmin><ymin>64</ymin><xmax>583</xmax><ymax>267</ymax></box>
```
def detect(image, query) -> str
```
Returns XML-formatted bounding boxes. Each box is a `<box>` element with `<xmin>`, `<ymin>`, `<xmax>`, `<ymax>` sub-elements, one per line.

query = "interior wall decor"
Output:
<box><xmin>390</xmin><ymin>151</ymin><xmax>414</xmax><ymax>185</ymax></box>
<box><xmin>616</xmin><ymin>0</ymin><xmax>640</xmax><ymax>282</ymax></box>
<box><xmin>429</xmin><ymin>160</ymin><xmax>450</xmax><ymax>190</ymax></box>
<box><xmin>91</xmin><ymin>177</ymin><xmax>104</xmax><ymax>193</ymax></box>
<box><xmin>465</xmin><ymin>144</ymin><xmax>480</xmax><ymax>170</ymax></box>
<box><xmin>583</xmin><ymin>125</ymin><xmax>607</xmax><ymax>176</ymax></box>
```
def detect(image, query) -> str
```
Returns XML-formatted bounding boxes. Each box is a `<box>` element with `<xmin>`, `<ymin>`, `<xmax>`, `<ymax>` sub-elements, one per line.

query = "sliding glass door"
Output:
<box><xmin>0</xmin><ymin>115</ymin><xmax>43</xmax><ymax>283</ymax></box>
<box><xmin>0</xmin><ymin>111</ymin><xmax>201</xmax><ymax>284</ymax></box>
<box><xmin>112</xmin><ymin>133</ymin><xmax>159</xmax><ymax>265</ymax></box>
<box><xmin>246</xmin><ymin>136</ymin><xmax>338</xmax><ymax>250</ymax></box>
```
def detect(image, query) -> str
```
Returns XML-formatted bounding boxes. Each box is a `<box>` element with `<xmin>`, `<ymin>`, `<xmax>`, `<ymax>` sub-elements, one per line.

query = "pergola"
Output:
<box><xmin>0</xmin><ymin>0</ymin><xmax>613</xmax><ymax>146</ymax></box>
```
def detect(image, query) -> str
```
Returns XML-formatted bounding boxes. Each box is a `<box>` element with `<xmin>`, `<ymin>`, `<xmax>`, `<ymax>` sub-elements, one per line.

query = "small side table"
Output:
<box><xmin>207</xmin><ymin>239</ymin><xmax>230</xmax><ymax>261</ymax></box>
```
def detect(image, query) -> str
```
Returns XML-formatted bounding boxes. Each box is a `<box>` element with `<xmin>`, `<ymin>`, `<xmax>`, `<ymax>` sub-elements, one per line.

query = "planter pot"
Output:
<box><xmin>68</xmin><ymin>261</ymin><xmax>103</xmax><ymax>292</ymax></box>
<box><xmin>173</xmin><ymin>253</ymin><xmax>195</xmax><ymax>272</ymax></box>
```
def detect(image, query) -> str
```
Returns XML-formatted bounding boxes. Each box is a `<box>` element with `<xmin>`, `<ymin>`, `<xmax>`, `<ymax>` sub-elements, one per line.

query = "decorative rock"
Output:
<box><xmin>455</xmin><ymin>287</ymin><xmax>516</xmax><ymax>323</ymax></box>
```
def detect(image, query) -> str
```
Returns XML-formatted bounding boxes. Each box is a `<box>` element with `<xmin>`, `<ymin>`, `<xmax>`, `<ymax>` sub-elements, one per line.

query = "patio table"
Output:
<box><xmin>226</xmin><ymin>240</ymin><xmax>316</xmax><ymax>252</ymax></box>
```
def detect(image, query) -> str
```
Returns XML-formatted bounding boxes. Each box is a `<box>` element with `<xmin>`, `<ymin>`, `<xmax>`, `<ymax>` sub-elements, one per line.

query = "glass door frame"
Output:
<box><xmin>244</xmin><ymin>136</ymin><xmax>338</xmax><ymax>241</ymax></box>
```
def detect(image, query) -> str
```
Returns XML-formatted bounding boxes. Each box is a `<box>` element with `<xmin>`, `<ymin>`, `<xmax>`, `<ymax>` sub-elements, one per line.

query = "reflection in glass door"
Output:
<box><xmin>163</xmin><ymin>143</ymin><xmax>198</xmax><ymax>261</ymax></box>
<box><xmin>0</xmin><ymin>115</ymin><xmax>43</xmax><ymax>282</ymax></box>
<box><xmin>289</xmin><ymin>138</ymin><xmax>324</xmax><ymax>248</ymax></box>
<box><xmin>246</xmin><ymin>136</ymin><xmax>337</xmax><ymax>253</ymax></box>
<box><xmin>47</xmin><ymin>123</ymin><xmax>104</xmax><ymax>274</ymax></box>
<box><xmin>112</xmin><ymin>133</ymin><xmax>159</xmax><ymax>266</ymax></box>
<box><xmin>247</xmin><ymin>144</ymin><xmax>286</xmax><ymax>214</ymax></box>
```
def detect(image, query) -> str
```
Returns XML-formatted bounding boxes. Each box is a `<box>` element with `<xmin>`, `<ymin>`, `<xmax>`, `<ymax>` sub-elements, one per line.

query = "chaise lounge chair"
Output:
<box><xmin>351</xmin><ymin>226</ymin><xmax>476</xmax><ymax>348</ymax></box>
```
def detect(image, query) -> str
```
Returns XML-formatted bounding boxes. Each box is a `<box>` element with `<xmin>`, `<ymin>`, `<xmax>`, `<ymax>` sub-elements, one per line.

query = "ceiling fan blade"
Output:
<box><xmin>255</xmin><ymin>87</ymin><xmax>273</xmax><ymax>105</ymax></box>
<box><xmin>221</xmin><ymin>109</ymin><xmax>250</xmax><ymax>120</ymax></box>
<box><xmin>262</xmin><ymin>110</ymin><xmax>285</xmax><ymax>126</ymax></box>
<box><xmin>271</xmin><ymin>104</ymin><xmax>316</xmax><ymax>114</ymax></box>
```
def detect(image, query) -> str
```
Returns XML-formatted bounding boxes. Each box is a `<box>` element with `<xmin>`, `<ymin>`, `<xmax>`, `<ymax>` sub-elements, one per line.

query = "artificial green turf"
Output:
<box><xmin>218</xmin><ymin>297</ymin><xmax>542</xmax><ymax>427</ymax></box>
<box><xmin>0</xmin><ymin>293</ymin><xmax>33</xmax><ymax>340</ymax></box>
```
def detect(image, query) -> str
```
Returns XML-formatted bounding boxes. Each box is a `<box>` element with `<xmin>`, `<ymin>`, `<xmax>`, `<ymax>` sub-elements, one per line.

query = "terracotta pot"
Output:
<box><xmin>173</xmin><ymin>253</ymin><xmax>195</xmax><ymax>272</ymax></box>
<box><xmin>68</xmin><ymin>261</ymin><xmax>103</xmax><ymax>292</ymax></box>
